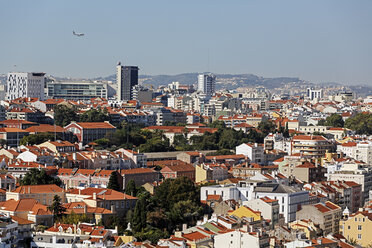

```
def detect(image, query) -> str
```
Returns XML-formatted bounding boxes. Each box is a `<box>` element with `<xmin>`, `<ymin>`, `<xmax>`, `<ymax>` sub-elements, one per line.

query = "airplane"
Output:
<box><xmin>73</xmin><ymin>31</ymin><xmax>84</xmax><ymax>37</ymax></box>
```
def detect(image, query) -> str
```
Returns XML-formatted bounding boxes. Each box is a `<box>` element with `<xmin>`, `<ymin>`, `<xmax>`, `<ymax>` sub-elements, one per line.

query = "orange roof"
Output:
<box><xmin>67</xmin><ymin>188</ymin><xmax>137</xmax><ymax>200</ymax></box>
<box><xmin>0</xmin><ymin>127</ymin><xmax>28</xmax><ymax>133</ymax></box>
<box><xmin>75</xmin><ymin>122</ymin><xmax>116</xmax><ymax>129</ymax></box>
<box><xmin>12</xmin><ymin>184</ymin><xmax>64</xmax><ymax>194</ymax></box>
<box><xmin>183</xmin><ymin>231</ymin><xmax>208</xmax><ymax>241</ymax></box>
<box><xmin>11</xmin><ymin>215</ymin><xmax>35</xmax><ymax>225</ymax></box>
<box><xmin>25</xmin><ymin>124</ymin><xmax>65</xmax><ymax>133</ymax></box>
<box><xmin>120</xmin><ymin>168</ymin><xmax>156</xmax><ymax>175</ymax></box>
<box><xmin>293</xmin><ymin>135</ymin><xmax>327</xmax><ymax>141</ymax></box>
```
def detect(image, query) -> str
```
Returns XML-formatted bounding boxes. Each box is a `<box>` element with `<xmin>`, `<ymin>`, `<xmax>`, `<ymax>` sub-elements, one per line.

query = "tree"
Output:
<box><xmin>48</xmin><ymin>195</ymin><xmax>66</xmax><ymax>219</ymax></box>
<box><xmin>20</xmin><ymin>132</ymin><xmax>61</xmax><ymax>146</ymax></box>
<box><xmin>56</xmin><ymin>211</ymin><xmax>90</xmax><ymax>224</ymax></box>
<box><xmin>324</xmin><ymin>114</ymin><xmax>344</xmax><ymax>127</ymax></box>
<box><xmin>125</xmin><ymin>179</ymin><xmax>137</xmax><ymax>196</ymax></box>
<box><xmin>132</xmin><ymin>194</ymin><xmax>148</xmax><ymax>233</ymax></box>
<box><xmin>107</xmin><ymin>171</ymin><xmax>121</xmax><ymax>191</ymax></box>
<box><xmin>54</xmin><ymin>105</ymin><xmax>78</xmax><ymax>127</ymax></box>
<box><xmin>79</xmin><ymin>108</ymin><xmax>110</xmax><ymax>122</ymax></box>
<box><xmin>345</xmin><ymin>113</ymin><xmax>372</xmax><ymax>135</ymax></box>
<box><xmin>20</xmin><ymin>168</ymin><xmax>62</xmax><ymax>186</ymax></box>
<box><xmin>257</xmin><ymin>120</ymin><xmax>276</xmax><ymax>136</ymax></box>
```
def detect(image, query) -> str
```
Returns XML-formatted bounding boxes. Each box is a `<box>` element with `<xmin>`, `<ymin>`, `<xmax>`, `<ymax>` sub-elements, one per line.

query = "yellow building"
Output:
<box><xmin>229</xmin><ymin>206</ymin><xmax>261</xmax><ymax>221</ymax></box>
<box><xmin>340</xmin><ymin>210</ymin><xmax>372</xmax><ymax>247</ymax></box>
<box><xmin>289</xmin><ymin>219</ymin><xmax>319</xmax><ymax>239</ymax></box>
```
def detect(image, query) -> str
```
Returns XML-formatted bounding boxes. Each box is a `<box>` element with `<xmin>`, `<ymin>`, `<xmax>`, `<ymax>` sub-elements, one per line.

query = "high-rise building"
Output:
<box><xmin>198</xmin><ymin>73</ymin><xmax>216</xmax><ymax>97</ymax></box>
<box><xmin>116</xmin><ymin>62</ymin><xmax>139</xmax><ymax>101</ymax></box>
<box><xmin>7</xmin><ymin>72</ymin><xmax>45</xmax><ymax>100</ymax></box>
<box><xmin>306</xmin><ymin>87</ymin><xmax>323</xmax><ymax>100</ymax></box>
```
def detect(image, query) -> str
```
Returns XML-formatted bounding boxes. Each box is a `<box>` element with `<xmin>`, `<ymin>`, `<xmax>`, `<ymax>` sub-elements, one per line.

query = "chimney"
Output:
<box><xmin>182</xmin><ymin>223</ymin><xmax>187</xmax><ymax>232</ymax></box>
<box><xmin>93</xmin><ymin>192</ymin><xmax>97</xmax><ymax>200</ymax></box>
<box><xmin>83</xmin><ymin>204</ymin><xmax>87</xmax><ymax>214</ymax></box>
<box><xmin>111</xmin><ymin>204</ymin><xmax>116</xmax><ymax>214</ymax></box>
<box><xmin>78</xmin><ymin>189</ymin><xmax>81</xmax><ymax>195</ymax></box>
<box><xmin>73</xmin><ymin>223</ymin><xmax>77</xmax><ymax>234</ymax></box>
<box><xmin>72</xmin><ymin>152</ymin><xmax>77</xmax><ymax>161</ymax></box>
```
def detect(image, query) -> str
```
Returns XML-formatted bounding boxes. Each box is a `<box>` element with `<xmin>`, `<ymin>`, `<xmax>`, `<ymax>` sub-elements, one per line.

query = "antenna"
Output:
<box><xmin>207</xmin><ymin>48</ymin><xmax>210</xmax><ymax>72</ymax></box>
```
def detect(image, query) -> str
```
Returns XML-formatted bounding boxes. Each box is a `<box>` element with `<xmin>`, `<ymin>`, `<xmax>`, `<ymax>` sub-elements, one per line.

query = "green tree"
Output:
<box><xmin>324</xmin><ymin>114</ymin><xmax>344</xmax><ymax>127</ymax></box>
<box><xmin>48</xmin><ymin>195</ymin><xmax>66</xmax><ymax>219</ymax></box>
<box><xmin>209</xmin><ymin>120</ymin><xmax>226</xmax><ymax>129</ymax></box>
<box><xmin>20</xmin><ymin>132</ymin><xmax>62</xmax><ymax>146</ymax></box>
<box><xmin>54</xmin><ymin>105</ymin><xmax>79</xmax><ymax>127</ymax></box>
<box><xmin>20</xmin><ymin>168</ymin><xmax>62</xmax><ymax>186</ymax></box>
<box><xmin>258</xmin><ymin>120</ymin><xmax>276</xmax><ymax>136</ymax></box>
<box><xmin>80</xmin><ymin>108</ymin><xmax>110</xmax><ymax>122</ymax></box>
<box><xmin>345</xmin><ymin>113</ymin><xmax>372</xmax><ymax>135</ymax></box>
<box><xmin>125</xmin><ymin>179</ymin><xmax>137</xmax><ymax>196</ymax></box>
<box><xmin>56</xmin><ymin>211</ymin><xmax>90</xmax><ymax>224</ymax></box>
<box><xmin>132</xmin><ymin>194</ymin><xmax>148</xmax><ymax>233</ymax></box>
<box><xmin>107</xmin><ymin>171</ymin><xmax>121</xmax><ymax>191</ymax></box>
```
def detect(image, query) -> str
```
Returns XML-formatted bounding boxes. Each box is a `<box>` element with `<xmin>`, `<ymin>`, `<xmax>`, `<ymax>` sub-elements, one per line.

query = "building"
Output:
<box><xmin>236</xmin><ymin>143</ymin><xmax>264</xmax><ymax>164</ymax></box>
<box><xmin>46</xmin><ymin>81</ymin><xmax>108</xmax><ymax>100</ymax></box>
<box><xmin>245</xmin><ymin>196</ymin><xmax>280</xmax><ymax>227</ymax></box>
<box><xmin>121</xmin><ymin>168</ymin><xmax>159</xmax><ymax>190</ymax></box>
<box><xmin>116</xmin><ymin>62</ymin><xmax>139</xmax><ymax>101</ymax></box>
<box><xmin>0</xmin><ymin>128</ymin><xmax>29</xmax><ymax>147</ymax></box>
<box><xmin>214</xmin><ymin>230</ymin><xmax>269</xmax><ymax>248</ymax></box>
<box><xmin>64</xmin><ymin>121</ymin><xmax>116</xmax><ymax>144</ymax></box>
<box><xmin>65</xmin><ymin>188</ymin><xmax>137</xmax><ymax>214</ymax></box>
<box><xmin>296</xmin><ymin>201</ymin><xmax>341</xmax><ymax>235</ymax></box>
<box><xmin>198</xmin><ymin>73</ymin><xmax>216</xmax><ymax>97</ymax></box>
<box><xmin>161</xmin><ymin>163</ymin><xmax>196</xmax><ymax>182</ymax></box>
<box><xmin>6</xmin><ymin>184</ymin><xmax>65</xmax><ymax>206</ymax></box>
<box><xmin>340</xmin><ymin>207</ymin><xmax>372</xmax><ymax>247</ymax></box>
<box><xmin>6</xmin><ymin>72</ymin><xmax>45</xmax><ymax>100</ymax></box>
<box><xmin>0</xmin><ymin>198</ymin><xmax>53</xmax><ymax>226</ymax></box>
<box><xmin>306</xmin><ymin>87</ymin><xmax>323</xmax><ymax>100</ymax></box>
<box><xmin>291</xmin><ymin>135</ymin><xmax>334</xmax><ymax>158</ymax></box>
<box><xmin>0</xmin><ymin>214</ymin><xmax>19</xmax><ymax>248</ymax></box>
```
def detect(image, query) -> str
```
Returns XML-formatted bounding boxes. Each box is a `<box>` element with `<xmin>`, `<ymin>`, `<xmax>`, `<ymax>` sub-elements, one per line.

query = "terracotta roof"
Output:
<box><xmin>293</xmin><ymin>135</ymin><xmax>327</xmax><ymax>141</ymax></box>
<box><xmin>25</xmin><ymin>124</ymin><xmax>65</xmax><ymax>133</ymax></box>
<box><xmin>12</xmin><ymin>184</ymin><xmax>64</xmax><ymax>194</ymax></box>
<box><xmin>75</xmin><ymin>122</ymin><xmax>116</xmax><ymax>129</ymax></box>
<box><xmin>120</xmin><ymin>168</ymin><xmax>156</xmax><ymax>175</ymax></box>
<box><xmin>183</xmin><ymin>231</ymin><xmax>208</xmax><ymax>241</ymax></box>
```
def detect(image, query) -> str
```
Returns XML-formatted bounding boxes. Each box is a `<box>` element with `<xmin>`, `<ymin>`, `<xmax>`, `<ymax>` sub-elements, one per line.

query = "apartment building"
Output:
<box><xmin>64</xmin><ymin>121</ymin><xmax>116</xmax><ymax>144</ymax></box>
<box><xmin>292</xmin><ymin>135</ymin><xmax>334</xmax><ymax>157</ymax></box>
<box><xmin>296</xmin><ymin>201</ymin><xmax>341</xmax><ymax>235</ymax></box>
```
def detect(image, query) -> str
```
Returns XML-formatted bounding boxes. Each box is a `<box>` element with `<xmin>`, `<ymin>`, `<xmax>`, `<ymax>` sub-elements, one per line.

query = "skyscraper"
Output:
<box><xmin>6</xmin><ymin>72</ymin><xmax>45</xmax><ymax>100</ymax></box>
<box><xmin>198</xmin><ymin>73</ymin><xmax>216</xmax><ymax>97</ymax></box>
<box><xmin>116</xmin><ymin>62</ymin><xmax>139</xmax><ymax>101</ymax></box>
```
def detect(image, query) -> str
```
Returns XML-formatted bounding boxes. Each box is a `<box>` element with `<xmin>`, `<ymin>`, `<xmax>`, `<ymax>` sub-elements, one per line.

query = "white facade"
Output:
<box><xmin>306</xmin><ymin>88</ymin><xmax>323</xmax><ymax>100</ymax></box>
<box><xmin>200</xmin><ymin>183</ymin><xmax>309</xmax><ymax>222</ymax></box>
<box><xmin>7</xmin><ymin>72</ymin><xmax>45</xmax><ymax>100</ymax></box>
<box><xmin>214</xmin><ymin>230</ymin><xmax>262</xmax><ymax>248</ymax></box>
<box><xmin>337</xmin><ymin>141</ymin><xmax>372</xmax><ymax>165</ymax></box>
<box><xmin>198</xmin><ymin>73</ymin><xmax>216</xmax><ymax>97</ymax></box>
<box><xmin>236</xmin><ymin>143</ymin><xmax>264</xmax><ymax>164</ymax></box>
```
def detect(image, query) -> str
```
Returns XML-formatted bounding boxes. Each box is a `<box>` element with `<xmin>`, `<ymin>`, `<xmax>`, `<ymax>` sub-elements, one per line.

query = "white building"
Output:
<box><xmin>306</xmin><ymin>87</ymin><xmax>323</xmax><ymax>100</ymax></box>
<box><xmin>198</xmin><ymin>73</ymin><xmax>216</xmax><ymax>97</ymax></box>
<box><xmin>214</xmin><ymin>230</ymin><xmax>267</xmax><ymax>248</ymax></box>
<box><xmin>337</xmin><ymin>141</ymin><xmax>372</xmax><ymax>165</ymax></box>
<box><xmin>7</xmin><ymin>72</ymin><xmax>45</xmax><ymax>100</ymax></box>
<box><xmin>200</xmin><ymin>182</ymin><xmax>309</xmax><ymax>223</ymax></box>
<box><xmin>236</xmin><ymin>143</ymin><xmax>264</xmax><ymax>164</ymax></box>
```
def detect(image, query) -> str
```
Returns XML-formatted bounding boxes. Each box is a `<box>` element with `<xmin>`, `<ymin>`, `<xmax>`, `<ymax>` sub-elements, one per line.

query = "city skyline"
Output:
<box><xmin>1</xmin><ymin>0</ymin><xmax>372</xmax><ymax>86</ymax></box>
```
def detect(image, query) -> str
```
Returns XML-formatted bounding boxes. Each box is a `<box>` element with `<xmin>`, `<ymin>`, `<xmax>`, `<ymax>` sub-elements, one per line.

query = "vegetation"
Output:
<box><xmin>48</xmin><ymin>195</ymin><xmax>66</xmax><ymax>219</ymax></box>
<box><xmin>79</xmin><ymin>108</ymin><xmax>110</xmax><ymax>122</ymax></box>
<box><xmin>20</xmin><ymin>168</ymin><xmax>62</xmax><ymax>186</ymax></box>
<box><xmin>56</xmin><ymin>211</ymin><xmax>90</xmax><ymax>224</ymax></box>
<box><xmin>54</xmin><ymin>105</ymin><xmax>79</xmax><ymax>127</ymax></box>
<box><xmin>20</xmin><ymin>132</ymin><xmax>63</xmax><ymax>146</ymax></box>
<box><xmin>124</xmin><ymin>179</ymin><xmax>146</xmax><ymax>197</ymax></box>
<box><xmin>318</xmin><ymin>114</ymin><xmax>344</xmax><ymax>127</ymax></box>
<box><xmin>344</xmin><ymin>112</ymin><xmax>372</xmax><ymax>135</ymax></box>
<box><xmin>126</xmin><ymin>177</ymin><xmax>206</xmax><ymax>243</ymax></box>
<box><xmin>107</xmin><ymin>171</ymin><xmax>121</xmax><ymax>191</ymax></box>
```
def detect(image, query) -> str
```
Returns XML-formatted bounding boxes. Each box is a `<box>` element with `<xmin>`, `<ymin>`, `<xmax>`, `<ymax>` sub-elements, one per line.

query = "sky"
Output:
<box><xmin>1</xmin><ymin>0</ymin><xmax>372</xmax><ymax>85</ymax></box>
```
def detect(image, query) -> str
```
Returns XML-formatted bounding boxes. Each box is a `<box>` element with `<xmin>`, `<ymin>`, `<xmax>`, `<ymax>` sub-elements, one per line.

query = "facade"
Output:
<box><xmin>245</xmin><ymin>196</ymin><xmax>280</xmax><ymax>227</ymax></box>
<box><xmin>6</xmin><ymin>184</ymin><xmax>65</xmax><ymax>206</ymax></box>
<box><xmin>6</xmin><ymin>72</ymin><xmax>45</xmax><ymax>100</ymax></box>
<box><xmin>214</xmin><ymin>230</ymin><xmax>269</xmax><ymax>248</ymax></box>
<box><xmin>236</xmin><ymin>143</ymin><xmax>264</xmax><ymax>164</ymax></box>
<box><xmin>296</xmin><ymin>201</ymin><xmax>342</xmax><ymax>235</ymax></box>
<box><xmin>116</xmin><ymin>62</ymin><xmax>139</xmax><ymax>101</ymax></box>
<box><xmin>198</xmin><ymin>73</ymin><xmax>216</xmax><ymax>97</ymax></box>
<box><xmin>291</xmin><ymin>135</ymin><xmax>334</xmax><ymax>158</ymax></box>
<box><xmin>121</xmin><ymin>168</ymin><xmax>159</xmax><ymax>189</ymax></box>
<box><xmin>64</xmin><ymin>121</ymin><xmax>116</xmax><ymax>144</ymax></box>
<box><xmin>46</xmin><ymin>81</ymin><xmax>108</xmax><ymax>100</ymax></box>
<box><xmin>306</xmin><ymin>87</ymin><xmax>323</xmax><ymax>100</ymax></box>
<box><xmin>340</xmin><ymin>209</ymin><xmax>372</xmax><ymax>247</ymax></box>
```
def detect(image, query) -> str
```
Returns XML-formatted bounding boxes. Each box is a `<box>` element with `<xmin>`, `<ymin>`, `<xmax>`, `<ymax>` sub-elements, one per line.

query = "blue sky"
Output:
<box><xmin>1</xmin><ymin>0</ymin><xmax>371</xmax><ymax>85</ymax></box>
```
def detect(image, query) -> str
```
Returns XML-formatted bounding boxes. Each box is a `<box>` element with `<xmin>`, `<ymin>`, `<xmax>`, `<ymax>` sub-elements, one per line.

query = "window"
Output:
<box><xmin>358</xmin><ymin>234</ymin><xmax>362</xmax><ymax>240</ymax></box>
<box><xmin>358</xmin><ymin>225</ymin><xmax>362</xmax><ymax>230</ymax></box>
